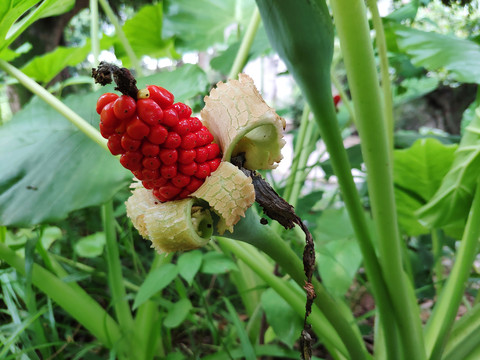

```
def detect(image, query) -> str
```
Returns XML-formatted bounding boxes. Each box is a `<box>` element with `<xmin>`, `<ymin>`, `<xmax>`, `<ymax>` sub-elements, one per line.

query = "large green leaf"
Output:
<box><xmin>21</xmin><ymin>41</ymin><xmax>91</xmax><ymax>83</ymax></box>
<box><xmin>394</xmin><ymin>138</ymin><xmax>457</xmax><ymax>236</ymax></box>
<box><xmin>260</xmin><ymin>287</ymin><xmax>302</xmax><ymax>348</ymax></box>
<box><xmin>119</xmin><ymin>2</ymin><xmax>178</xmax><ymax>63</ymax></box>
<box><xmin>417</xmin><ymin>108</ymin><xmax>480</xmax><ymax>237</ymax></box>
<box><xmin>314</xmin><ymin>208</ymin><xmax>363</xmax><ymax>297</ymax></box>
<box><xmin>0</xmin><ymin>65</ymin><xmax>208</xmax><ymax>227</ymax></box>
<box><xmin>392</xmin><ymin>25</ymin><xmax>480</xmax><ymax>84</ymax></box>
<box><xmin>163</xmin><ymin>0</ymin><xmax>255</xmax><ymax>52</ymax></box>
<box><xmin>0</xmin><ymin>0</ymin><xmax>74</xmax><ymax>55</ymax></box>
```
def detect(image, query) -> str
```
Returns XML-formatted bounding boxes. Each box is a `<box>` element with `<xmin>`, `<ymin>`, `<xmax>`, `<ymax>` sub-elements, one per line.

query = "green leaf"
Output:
<box><xmin>393</xmin><ymin>25</ymin><xmax>480</xmax><ymax>84</ymax></box>
<box><xmin>133</xmin><ymin>264</ymin><xmax>178</xmax><ymax>309</ymax></box>
<box><xmin>321</xmin><ymin>144</ymin><xmax>363</xmax><ymax>179</ymax></box>
<box><xmin>385</xmin><ymin>0</ymin><xmax>419</xmax><ymax>22</ymax></box>
<box><xmin>0</xmin><ymin>0</ymin><xmax>74</xmax><ymax>54</ymax></box>
<box><xmin>136</xmin><ymin>64</ymin><xmax>208</xmax><ymax>103</ymax></box>
<box><xmin>177</xmin><ymin>250</ymin><xmax>202</xmax><ymax>285</ymax></box>
<box><xmin>417</xmin><ymin>109</ymin><xmax>480</xmax><ymax>237</ymax></box>
<box><xmin>314</xmin><ymin>208</ymin><xmax>363</xmax><ymax>297</ymax></box>
<box><xmin>163</xmin><ymin>0</ymin><xmax>256</xmax><ymax>52</ymax></box>
<box><xmin>21</xmin><ymin>42</ymin><xmax>91</xmax><ymax>83</ymax></box>
<box><xmin>74</xmin><ymin>232</ymin><xmax>106</xmax><ymax>258</ymax></box>
<box><xmin>0</xmin><ymin>93</ymin><xmax>131</xmax><ymax>227</ymax></box>
<box><xmin>0</xmin><ymin>65</ymin><xmax>208</xmax><ymax>227</ymax></box>
<box><xmin>260</xmin><ymin>288</ymin><xmax>302</xmax><ymax>348</ymax></box>
<box><xmin>200</xmin><ymin>252</ymin><xmax>238</xmax><ymax>274</ymax></box>
<box><xmin>394</xmin><ymin>138</ymin><xmax>457</xmax><ymax>236</ymax></box>
<box><xmin>119</xmin><ymin>2</ymin><xmax>178</xmax><ymax>63</ymax></box>
<box><xmin>41</xmin><ymin>226</ymin><xmax>62</xmax><ymax>249</ymax></box>
<box><xmin>210</xmin><ymin>26</ymin><xmax>271</xmax><ymax>75</ymax></box>
<box><xmin>223</xmin><ymin>297</ymin><xmax>256</xmax><ymax>360</ymax></box>
<box><xmin>163</xmin><ymin>298</ymin><xmax>192</xmax><ymax>328</ymax></box>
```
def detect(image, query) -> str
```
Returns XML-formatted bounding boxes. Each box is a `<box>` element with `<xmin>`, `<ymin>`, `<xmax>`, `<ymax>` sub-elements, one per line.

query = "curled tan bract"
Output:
<box><xmin>192</xmin><ymin>161</ymin><xmax>255</xmax><ymax>234</ymax></box>
<box><xmin>201</xmin><ymin>74</ymin><xmax>286</xmax><ymax>170</ymax></box>
<box><xmin>126</xmin><ymin>75</ymin><xmax>285</xmax><ymax>253</ymax></box>
<box><xmin>126</xmin><ymin>185</ymin><xmax>213</xmax><ymax>253</ymax></box>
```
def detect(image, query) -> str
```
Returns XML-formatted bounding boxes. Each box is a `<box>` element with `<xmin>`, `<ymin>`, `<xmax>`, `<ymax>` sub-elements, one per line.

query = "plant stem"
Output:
<box><xmin>90</xmin><ymin>0</ymin><xmax>100</xmax><ymax>65</ymax></box>
<box><xmin>0</xmin><ymin>60</ymin><xmax>108</xmax><ymax>152</ymax></box>
<box><xmin>0</xmin><ymin>242</ymin><xmax>123</xmax><ymax>352</ymax></box>
<box><xmin>431</xmin><ymin>229</ymin><xmax>445</xmax><ymax>295</ymax></box>
<box><xmin>365</xmin><ymin>0</ymin><xmax>394</xmax><ymax>155</ymax></box>
<box><xmin>98</xmin><ymin>0</ymin><xmax>143</xmax><ymax>76</ymax></box>
<box><xmin>443</xmin><ymin>302</ymin><xmax>480</xmax><ymax>360</ymax></box>
<box><xmin>217</xmin><ymin>237</ymin><xmax>350</xmax><ymax>359</ymax></box>
<box><xmin>228</xmin><ymin>7</ymin><xmax>261</xmax><ymax>79</ymax></box>
<box><xmin>330</xmin><ymin>1</ymin><xmax>426</xmax><ymax>358</ymax></box>
<box><xmin>102</xmin><ymin>201</ymin><xmax>135</xmax><ymax>331</ymax></box>
<box><xmin>229</xmin><ymin>208</ymin><xmax>370</xmax><ymax>359</ymax></box>
<box><xmin>424</xmin><ymin>180</ymin><xmax>480</xmax><ymax>359</ymax></box>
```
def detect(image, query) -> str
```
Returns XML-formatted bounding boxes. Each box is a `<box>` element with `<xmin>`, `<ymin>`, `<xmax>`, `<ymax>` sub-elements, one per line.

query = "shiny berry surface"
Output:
<box><xmin>96</xmin><ymin>86</ymin><xmax>222</xmax><ymax>202</ymax></box>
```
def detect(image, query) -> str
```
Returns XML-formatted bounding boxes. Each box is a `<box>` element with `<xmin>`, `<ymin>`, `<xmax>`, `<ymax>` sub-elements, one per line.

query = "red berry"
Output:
<box><xmin>195</xmin><ymin>146</ymin><xmax>208</xmax><ymax>163</ymax></box>
<box><xmin>142</xmin><ymin>168</ymin><xmax>160</xmax><ymax>181</ymax></box>
<box><xmin>96</xmin><ymin>93</ymin><xmax>118</xmax><ymax>114</ymax></box>
<box><xmin>115</xmin><ymin>121</ymin><xmax>126</xmax><ymax>135</ymax></box>
<box><xmin>195</xmin><ymin>163</ymin><xmax>211</xmax><ymax>179</ymax></box>
<box><xmin>173</xmin><ymin>119</ymin><xmax>191</xmax><ymax>136</ymax></box>
<box><xmin>205</xmin><ymin>143</ymin><xmax>220</xmax><ymax>160</ymax></box>
<box><xmin>162</xmin><ymin>108</ymin><xmax>179</xmax><ymax>127</ymax></box>
<box><xmin>178</xmin><ymin>149</ymin><xmax>196</xmax><ymax>164</ymax></box>
<box><xmin>164</xmin><ymin>132</ymin><xmax>181</xmax><ymax>149</ymax></box>
<box><xmin>188</xmin><ymin>117</ymin><xmax>202</xmax><ymax>132</ymax></box>
<box><xmin>186</xmin><ymin>177</ymin><xmax>204</xmax><ymax>192</ymax></box>
<box><xmin>173</xmin><ymin>103</ymin><xmax>192</xmax><ymax>119</ymax></box>
<box><xmin>132</xmin><ymin>170</ymin><xmax>144</xmax><ymax>180</ymax></box>
<box><xmin>178</xmin><ymin>162</ymin><xmax>197</xmax><ymax>176</ymax></box>
<box><xmin>99</xmin><ymin>122</ymin><xmax>115</xmax><ymax>138</ymax></box>
<box><xmin>121</xmin><ymin>134</ymin><xmax>142</xmax><ymax>152</ymax></box>
<box><xmin>178</xmin><ymin>189</ymin><xmax>191</xmax><ymax>199</ymax></box>
<box><xmin>196</xmin><ymin>127</ymin><xmax>214</xmax><ymax>146</ymax></box>
<box><xmin>147</xmin><ymin>125</ymin><xmax>168</xmax><ymax>144</ymax></box>
<box><xmin>141</xmin><ymin>141</ymin><xmax>160</xmax><ymax>157</ymax></box>
<box><xmin>127</xmin><ymin>117</ymin><xmax>150</xmax><ymax>139</ymax></box>
<box><xmin>120</xmin><ymin>151</ymin><xmax>143</xmax><ymax>171</ymax></box>
<box><xmin>142</xmin><ymin>180</ymin><xmax>154</xmax><ymax>189</ymax></box>
<box><xmin>137</xmin><ymin>98</ymin><xmax>163</xmax><ymax>126</ymax></box>
<box><xmin>160</xmin><ymin>164</ymin><xmax>177</xmax><ymax>179</ymax></box>
<box><xmin>333</xmin><ymin>95</ymin><xmax>341</xmax><ymax>107</ymax></box>
<box><xmin>171</xmin><ymin>174</ymin><xmax>191</xmax><ymax>188</ymax></box>
<box><xmin>142</xmin><ymin>157</ymin><xmax>161</xmax><ymax>170</ymax></box>
<box><xmin>180</xmin><ymin>133</ymin><xmax>197</xmax><ymax>150</ymax></box>
<box><xmin>147</xmin><ymin>85</ymin><xmax>174</xmax><ymax>109</ymax></box>
<box><xmin>100</xmin><ymin>102</ymin><xmax>121</xmax><ymax>129</ymax></box>
<box><xmin>152</xmin><ymin>177</ymin><xmax>168</xmax><ymax>187</ymax></box>
<box><xmin>154</xmin><ymin>185</ymin><xmax>182</xmax><ymax>202</ymax></box>
<box><xmin>208</xmin><ymin>158</ymin><xmax>221</xmax><ymax>172</ymax></box>
<box><xmin>113</xmin><ymin>95</ymin><xmax>136</xmax><ymax>120</ymax></box>
<box><xmin>159</xmin><ymin>149</ymin><xmax>178</xmax><ymax>165</ymax></box>
<box><xmin>107</xmin><ymin>134</ymin><xmax>124</xmax><ymax>155</ymax></box>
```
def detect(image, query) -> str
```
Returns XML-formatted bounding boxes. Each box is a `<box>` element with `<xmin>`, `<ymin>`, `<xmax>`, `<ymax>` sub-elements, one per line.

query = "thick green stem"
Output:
<box><xmin>217</xmin><ymin>237</ymin><xmax>349</xmax><ymax>359</ymax></box>
<box><xmin>230</xmin><ymin>208</ymin><xmax>369</xmax><ymax>359</ymax></box>
<box><xmin>0</xmin><ymin>60</ymin><xmax>107</xmax><ymax>152</ymax></box>
<box><xmin>431</xmin><ymin>229</ymin><xmax>445</xmax><ymax>295</ymax></box>
<box><xmin>90</xmin><ymin>0</ymin><xmax>100</xmax><ymax>65</ymax></box>
<box><xmin>424</xmin><ymin>181</ymin><xmax>480</xmax><ymax>360</ymax></box>
<box><xmin>443</xmin><ymin>302</ymin><xmax>480</xmax><ymax>360</ymax></box>
<box><xmin>98</xmin><ymin>0</ymin><xmax>143</xmax><ymax>76</ymax></box>
<box><xmin>365</xmin><ymin>0</ymin><xmax>394</xmax><ymax>155</ymax></box>
<box><xmin>330</xmin><ymin>1</ymin><xmax>425</xmax><ymax>358</ymax></box>
<box><xmin>102</xmin><ymin>202</ymin><xmax>135</xmax><ymax>332</ymax></box>
<box><xmin>0</xmin><ymin>242</ymin><xmax>123</xmax><ymax>352</ymax></box>
<box><xmin>228</xmin><ymin>7</ymin><xmax>261</xmax><ymax>79</ymax></box>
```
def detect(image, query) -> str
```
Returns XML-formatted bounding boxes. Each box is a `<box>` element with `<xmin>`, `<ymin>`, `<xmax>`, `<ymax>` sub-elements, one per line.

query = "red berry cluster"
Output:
<box><xmin>96</xmin><ymin>85</ymin><xmax>222</xmax><ymax>202</ymax></box>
